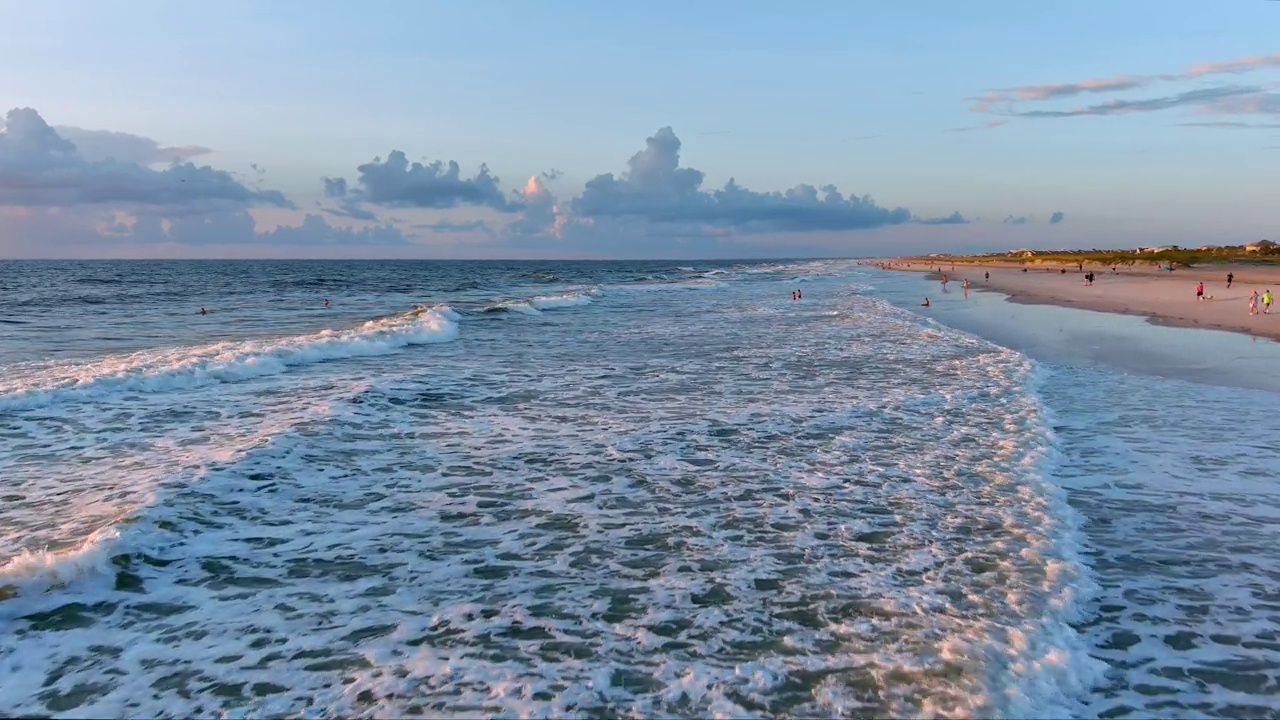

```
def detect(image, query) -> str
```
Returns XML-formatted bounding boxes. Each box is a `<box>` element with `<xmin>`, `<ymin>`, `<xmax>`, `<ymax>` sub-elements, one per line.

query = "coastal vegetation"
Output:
<box><xmin>911</xmin><ymin>241</ymin><xmax>1279</xmax><ymax>268</ymax></box>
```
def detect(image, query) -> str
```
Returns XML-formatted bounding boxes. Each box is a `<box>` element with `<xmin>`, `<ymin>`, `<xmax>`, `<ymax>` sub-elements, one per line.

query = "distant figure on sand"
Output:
<box><xmin>984</xmin><ymin>271</ymin><xmax>989</xmax><ymax>281</ymax></box>
<box><xmin>1249</xmin><ymin>290</ymin><xmax>1260</xmax><ymax>315</ymax></box>
<box><xmin>1196</xmin><ymin>282</ymin><xmax>1205</xmax><ymax>302</ymax></box>
<box><xmin>921</xmin><ymin>297</ymin><xmax>930</xmax><ymax>307</ymax></box>
<box><xmin>1227</xmin><ymin>273</ymin><xmax>1234</xmax><ymax>289</ymax></box>
<box><xmin>1265</xmin><ymin>290</ymin><xmax>1274</xmax><ymax>314</ymax></box>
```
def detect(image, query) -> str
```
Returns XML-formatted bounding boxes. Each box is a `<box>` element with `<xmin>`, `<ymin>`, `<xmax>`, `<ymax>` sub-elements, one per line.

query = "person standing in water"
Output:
<box><xmin>797</xmin><ymin>289</ymin><xmax>802</xmax><ymax>300</ymax></box>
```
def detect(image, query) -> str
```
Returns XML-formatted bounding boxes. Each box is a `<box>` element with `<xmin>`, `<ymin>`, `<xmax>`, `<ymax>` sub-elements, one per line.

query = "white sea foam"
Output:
<box><xmin>0</xmin><ymin>309</ymin><xmax>457</xmax><ymax>412</ymax></box>
<box><xmin>489</xmin><ymin>290</ymin><xmax>596</xmax><ymax>315</ymax></box>
<box><xmin>0</xmin><ymin>276</ymin><xmax>1103</xmax><ymax>718</ymax></box>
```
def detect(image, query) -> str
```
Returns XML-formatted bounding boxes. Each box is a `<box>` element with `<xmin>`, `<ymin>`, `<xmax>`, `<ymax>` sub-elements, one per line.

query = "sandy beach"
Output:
<box><xmin>876</xmin><ymin>259</ymin><xmax>1280</xmax><ymax>342</ymax></box>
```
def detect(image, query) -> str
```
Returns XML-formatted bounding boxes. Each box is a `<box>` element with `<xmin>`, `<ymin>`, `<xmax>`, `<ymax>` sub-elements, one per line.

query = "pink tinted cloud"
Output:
<box><xmin>972</xmin><ymin>51</ymin><xmax>1280</xmax><ymax>121</ymax></box>
<box><xmin>1185</xmin><ymin>52</ymin><xmax>1280</xmax><ymax>77</ymax></box>
<box><xmin>1007</xmin><ymin>75</ymin><xmax>1153</xmax><ymax>101</ymax></box>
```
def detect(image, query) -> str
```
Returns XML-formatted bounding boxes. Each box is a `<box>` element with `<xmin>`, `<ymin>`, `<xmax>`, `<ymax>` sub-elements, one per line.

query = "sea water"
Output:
<box><xmin>0</xmin><ymin>259</ymin><xmax>1275</xmax><ymax>718</ymax></box>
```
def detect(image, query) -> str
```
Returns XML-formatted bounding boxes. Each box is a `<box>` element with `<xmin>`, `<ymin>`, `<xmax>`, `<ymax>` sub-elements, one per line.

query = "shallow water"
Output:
<box><xmin>1</xmin><ymin>259</ymin><xmax>1276</xmax><ymax>718</ymax></box>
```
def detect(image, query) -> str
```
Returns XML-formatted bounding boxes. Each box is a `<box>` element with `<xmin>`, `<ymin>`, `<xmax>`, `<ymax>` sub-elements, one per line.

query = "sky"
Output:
<box><xmin>1</xmin><ymin>0</ymin><xmax>1278</xmax><ymax>259</ymax></box>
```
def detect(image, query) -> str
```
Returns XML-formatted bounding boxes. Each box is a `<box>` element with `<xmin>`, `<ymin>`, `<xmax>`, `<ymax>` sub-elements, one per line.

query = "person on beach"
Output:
<box><xmin>1196</xmin><ymin>282</ymin><xmax>1205</xmax><ymax>302</ymax></box>
<box><xmin>1265</xmin><ymin>290</ymin><xmax>1274</xmax><ymax>314</ymax></box>
<box><xmin>985</xmin><ymin>271</ymin><xmax>990</xmax><ymax>281</ymax></box>
<box><xmin>921</xmin><ymin>297</ymin><xmax>930</xmax><ymax>307</ymax></box>
<box><xmin>1249</xmin><ymin>290</ymin><xmax>1260</xmax><ymax>315</ymax></box>
<box><xmin>1227</xmin><ymin>273</ymin><xmax>1234</xmax><ymax>289</ymax></box>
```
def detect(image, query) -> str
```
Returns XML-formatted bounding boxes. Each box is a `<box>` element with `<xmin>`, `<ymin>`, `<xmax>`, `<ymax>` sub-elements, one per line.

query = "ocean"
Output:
<box><xmin>1</xmin><ymin>259</ymin><xmax>1277</xmax><ymax>718</ymax></box>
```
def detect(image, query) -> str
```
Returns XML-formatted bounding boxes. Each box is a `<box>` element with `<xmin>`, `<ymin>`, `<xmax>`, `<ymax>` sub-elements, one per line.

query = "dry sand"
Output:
<box><xmin>875</xmin><ymin>259</ymin><xmax>1280</xmax><ymax>342</ymax></box>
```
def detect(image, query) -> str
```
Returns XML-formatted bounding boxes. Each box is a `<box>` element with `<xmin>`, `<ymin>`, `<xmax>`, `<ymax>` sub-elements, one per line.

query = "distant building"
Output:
<box><xmin>1245</xmin><ymin>240</ymin><xmax>1274</xmax><ymax>252</ymax></box>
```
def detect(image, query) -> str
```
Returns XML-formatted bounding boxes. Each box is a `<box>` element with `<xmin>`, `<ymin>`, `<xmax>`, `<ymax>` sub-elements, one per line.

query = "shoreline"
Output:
<box><xmin>869</xmin><ymin>258</ymin><xmax>1280</xmax><ymax>343</ymax></box>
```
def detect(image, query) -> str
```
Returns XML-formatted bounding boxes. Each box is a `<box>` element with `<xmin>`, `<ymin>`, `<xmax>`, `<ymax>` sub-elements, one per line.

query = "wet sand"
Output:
<box><xmin>874</xmin><ymin>260</ymin><xmax>1280</xmax><ymax>342</ymax></box>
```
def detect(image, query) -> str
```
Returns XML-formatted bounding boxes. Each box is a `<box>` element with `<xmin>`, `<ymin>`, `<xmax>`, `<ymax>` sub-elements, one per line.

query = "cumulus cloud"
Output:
<box><xmin>570</xmin><ymin>126</ymin><xmax>912</xmax><ymax>233</ymax></box>
<box><xmin>1003</xmin><ymin>215</ymin><xmax>1028</xmax><ymax>225</ymax></box>
<box><xmin>53</xmin><ymin>126</ymin><xmax>211</xmax><ymax>165</ymax></box>
<box><xmin>0</xmin><ymin>107</ymin><xmax>289</xmax><ymax>210</ymax></box>
<box><xmin>1049</xmin><ymin>211</ymin><xmax>1065</xmax><ymax>224</ymax></box>
<box><xmin>323</xmin><ymin>151</ymin><xmax>519</xmax><ymax>215</ymax></box>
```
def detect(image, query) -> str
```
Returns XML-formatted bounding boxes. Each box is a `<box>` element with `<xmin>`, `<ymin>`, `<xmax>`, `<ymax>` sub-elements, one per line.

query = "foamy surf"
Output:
<box><xmin>0</xmin><ymin>264</ymin><xmax>1106</xmax><ymax>718</ymax></box>
<box><xmin>486</xmin><ymin>290</ymin><xmax>595</xmax><ymax>315</ymax></box>
<box><xmin>0</xmin><ymin>309</ymin><xmax>457</xmax><ymax>412</ymax></box>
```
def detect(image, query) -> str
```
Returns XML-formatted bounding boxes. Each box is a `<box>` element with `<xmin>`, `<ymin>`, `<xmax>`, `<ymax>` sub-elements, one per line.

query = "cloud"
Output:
<box><xmin>1003</xmin><ymin>215</ymin><xmax>1028</xmax><ymax>225</ymax></box>
<box><xmin>54</xmin><ymin>126</ymin><xmax>212</xmax><ymax>165</ymax></box>
<box><xmin>325</xmin><ymin>151</ymin><xmax>519</xmax><ymax>214</ymax></box>
<box><xmin>1002</xmin><ymin>75</ymin><xmax>1155</xmax><ymax>102</ymax></box>
<box><xmin>1013</xmin><ymin>85</ymin><xmax>1263</xmax><ymax>118</ymax></box>
<box><xmin>1049</xmin><ymin>211</ymin><xmax>1065</xmax><ymax>225</ymax></box>
<box><xmin>981</xmin><ymin>52</ymin><xmax>1280</xmax><ymax>106</ymax></box>
<box><xmin>412</xmin><ymin>220</ymin><xmax>494</xmax><ymax>235</ymax></box>
<box><xmin>0</xmin><ymin>107</ymin><xmax>289</xmax><ymax>211</ymax></box>
<box><xmin>2</xmin><ymin>206</ymin><xmax>412</xmax><ymax>254</ymax></box>
<box><xmin>947</xmin><ymin>119</ymin><xmax>1008</xmax><ymax>133</ymax></box>
<box><xmin>969</xmin><ymin>52</ymin><xmax>1280</xmax><ymax>124</ymax></box>
<box><xmin>918</xmin><ymin>211</ymin><xmax>969</xmax><ymax>225</ymax></box>
<box><xmin>570</xmin><ymin>126</ymin><xmax>913</xmax><ymax>233</ymax></box>
<box><xmin>143</xmin><ymin>211</ymin><xmax>411</xmax><ymax>246</ymax></box>
<box><xmin>1198</xmin><ymin>92</ymin><xmax>1280</xmax><ymax>116</ymax></box>
<box><xmin>1177</xmin><ymin>120</ymin><xmax>1280</xmax><ymax>128</ymax></box>
<box><xmin>1186</xmin><ymin>53</ymin><xmax>1280</xmax><ymax>77</ymax></box>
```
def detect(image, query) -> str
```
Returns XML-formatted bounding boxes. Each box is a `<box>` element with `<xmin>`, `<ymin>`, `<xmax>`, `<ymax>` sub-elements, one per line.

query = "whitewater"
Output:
<box><xmin>1</xmin><ymin>258</ymin><xmax>1277</xmax><ymax>718</ymax></box>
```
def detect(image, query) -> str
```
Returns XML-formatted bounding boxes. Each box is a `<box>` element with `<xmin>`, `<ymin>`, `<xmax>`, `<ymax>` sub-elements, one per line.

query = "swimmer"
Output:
<box><xmin>324</xmin><ymin>298</ymin><xmax>330</xmax><ymax>307</ymax></box>
<box><xmin>797</xmin><ymin>289</ymin><xmax>802</xmax><ymax>300</ymax></box>
<box><xmin>199</xmin><ymin>307</ymin><xmax>208</xmax><ymax>315</ymax></box>
<box><xmin>921</xmin><ymin>297</ymin><xmax>930</xmax><ymax>307</ymax></box>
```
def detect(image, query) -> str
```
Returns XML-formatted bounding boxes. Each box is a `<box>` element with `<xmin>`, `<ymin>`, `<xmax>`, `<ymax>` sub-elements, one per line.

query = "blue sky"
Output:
<box><xmin>1</xmin><ymin>0</ymin><xmax>1277</xmax><ymax>258</ymax></box>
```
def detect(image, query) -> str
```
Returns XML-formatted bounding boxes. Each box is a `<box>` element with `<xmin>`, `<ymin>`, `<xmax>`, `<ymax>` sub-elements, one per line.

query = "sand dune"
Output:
<box><xmin>879</xmin><ymin>260</ymin><xmax>1280</xmax><ymax>341</ymax></box>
